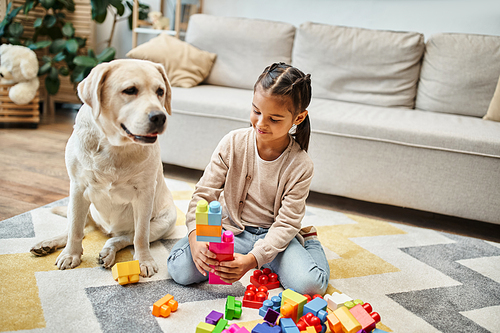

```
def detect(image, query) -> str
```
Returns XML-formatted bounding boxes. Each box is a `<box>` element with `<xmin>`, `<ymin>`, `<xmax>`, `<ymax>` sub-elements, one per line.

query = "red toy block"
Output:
<box><xmin>243</xmin><ymin>284</ymin><xmax>269</xmax><ymax>309</ymax></box>
<box><xmin>349</xmin><ymin>303</ymin><xmax>381</xmax><ymax>332</ymax></box>
<box><xmin>152</xmin><ymin>294</ymin><xmax>178</xmax><ymax>317</ymax></box>
<box><xmin>296</xmin><ymin>312</ymin><xmax>323</xmax><ymax>333</ymax></box>
<box><xmin>250</xmin><ymin>268</ymin><xmax>280</xmax><ymax>290</ymax></box>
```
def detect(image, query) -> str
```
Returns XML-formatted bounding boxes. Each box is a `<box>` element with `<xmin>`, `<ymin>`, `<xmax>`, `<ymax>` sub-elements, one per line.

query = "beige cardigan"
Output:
<box><xmin>185</xmin><ymin>127</ymin><xmax>314</xmax><ymax>267</ymax></box>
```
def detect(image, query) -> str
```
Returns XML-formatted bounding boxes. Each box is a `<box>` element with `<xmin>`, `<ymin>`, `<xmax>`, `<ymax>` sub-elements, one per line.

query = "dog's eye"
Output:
<box><xmin>156</xmin><ymin>88</ymin><xmax>164</xmax><ymax>97</ymax></box>
<box><xmin>123</xmin><ymin>87</ymin><xmax>138</xmax><ymax>95</ymax></box>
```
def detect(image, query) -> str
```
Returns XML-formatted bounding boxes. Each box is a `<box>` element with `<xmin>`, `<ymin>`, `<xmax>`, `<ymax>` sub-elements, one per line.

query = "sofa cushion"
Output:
<box><xmin>308</xmin><ymin>98</ymin><xmax>500</xmax><ymax>158</ymax></box>
<box><xmin>484</xmin><ymin>75</ymin><xmax>500</xmax><ymax>122</ymax></box>
<box><xmin>185</xmin><ymin>14</ymin><xmax>296</xmax><ymax>90</ymax></box>
<box><xmin>292</xmin><ymin>22</ymin><xmax>424</xmax><ymax>108</ymax></box>
<box><xmin>416</xmin><ymin>33</ymin><xmax>500</xmax><ymax>117</ymax></box>
<box><xmin>126</xmin><ymin>33</ymin><xmax>216</xmax><ymax>88</ymax></box>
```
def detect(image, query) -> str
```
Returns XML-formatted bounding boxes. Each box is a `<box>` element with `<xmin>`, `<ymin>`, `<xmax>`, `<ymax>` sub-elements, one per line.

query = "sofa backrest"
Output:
<box><xmin>185</xmin><ymin>14</ymin><xmax>296</xmax><ymax>90</ymax></box>
<box><xmin>292</xmin><ymin>22</ymin><xmax>425</xmax><ymax>108</ymax></box>
<box><xmin>415</xmin><ymin>33</ymin><xmax>500</xmax><ymax>118</ymax></box>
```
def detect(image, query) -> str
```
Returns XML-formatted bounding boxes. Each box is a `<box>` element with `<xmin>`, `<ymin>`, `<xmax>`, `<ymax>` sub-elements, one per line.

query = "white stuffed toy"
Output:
<box><xmin>0</xmin><ymin>44</ymin><xmax>40</xmax><ymax>105</ymax></box>
<box><xmin>148</xmin><ymin>11</ymin><xmax>170</xmax><ymax>30</ymax></box>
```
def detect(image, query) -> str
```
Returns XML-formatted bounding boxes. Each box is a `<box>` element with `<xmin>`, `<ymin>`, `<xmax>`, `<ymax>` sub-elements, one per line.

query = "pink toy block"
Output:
<box><xmin>222</xmin><ymin>323</ymin><xmax>250</xmax><ymax>333</ymax></box>
<box><xmin>349</xmin><ymin>303</ymin><xmax>380</xmax><ymax>332</ymax></box>
<box><xmin>209</xmin><ymin>230</ymin><xmax>234</xmax><ymax>285</ymax></box>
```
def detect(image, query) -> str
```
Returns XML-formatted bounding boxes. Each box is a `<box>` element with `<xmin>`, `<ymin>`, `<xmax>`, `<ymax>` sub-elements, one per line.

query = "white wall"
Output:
<box><xmin>97</xmin><ymin>0</ymin><xmax>500</xmax><ymax>59</ymax></box>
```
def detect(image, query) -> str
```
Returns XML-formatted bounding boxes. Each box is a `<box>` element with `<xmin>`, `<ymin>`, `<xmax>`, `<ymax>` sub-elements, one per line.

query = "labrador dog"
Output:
<box><xmin>30</xmin><ymin>59</ymin><xmax>177</xmax><ymax>277</ymax></box>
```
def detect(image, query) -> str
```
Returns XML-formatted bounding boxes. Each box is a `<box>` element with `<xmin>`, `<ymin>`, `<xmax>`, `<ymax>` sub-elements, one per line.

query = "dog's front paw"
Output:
<box><xmin>136</xmin><ymin>257</ymin><xmax>158</xmax><ymax>277</ymax></box>
<box><xmin>55</xmin><ymin>248</ymin><xmax>82</xmax><ymax>270</ymax></box>
<box><xmin>98</xmin><ymin>248</ymin><xmax>117</xmax><ymax>268</ymax></box>
<box><xmin>31</xmin><ymin>241</ymin><xmax>58</xmax><ymax>256</ymax></box>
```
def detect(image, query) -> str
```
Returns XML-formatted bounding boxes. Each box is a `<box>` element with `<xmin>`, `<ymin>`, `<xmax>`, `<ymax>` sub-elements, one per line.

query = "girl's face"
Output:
<box><xmin>251</xmin><ymin>85</ymin><xmax>307</xmax><ymax>148</ymax></box>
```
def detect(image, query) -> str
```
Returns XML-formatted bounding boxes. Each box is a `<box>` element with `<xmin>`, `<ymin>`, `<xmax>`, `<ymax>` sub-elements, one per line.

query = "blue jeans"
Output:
<box><xmin>167</xmin><ymin>227</ymin><xmax>330</xmax><ymax>295</ymax></box>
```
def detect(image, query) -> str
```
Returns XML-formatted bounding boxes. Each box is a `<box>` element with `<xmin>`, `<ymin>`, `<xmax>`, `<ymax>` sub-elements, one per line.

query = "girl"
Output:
<box><xmin>167</xmin><ymin>62</ymin><xmax>330</xmax><ymax>295</ymax></box>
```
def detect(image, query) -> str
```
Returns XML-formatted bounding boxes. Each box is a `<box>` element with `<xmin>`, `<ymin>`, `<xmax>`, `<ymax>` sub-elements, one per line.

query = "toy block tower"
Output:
<box><xmin>196</xmin><ymin>200</ymin><xmax>235</xmax><ymax>284</ymax></box>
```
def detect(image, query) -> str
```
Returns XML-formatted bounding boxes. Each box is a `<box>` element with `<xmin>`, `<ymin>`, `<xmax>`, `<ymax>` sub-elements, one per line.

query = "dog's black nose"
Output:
<box><xmin>149</xmin><ymin>111</ymin><xmax>166</xmax><ymax>126</ymax></box>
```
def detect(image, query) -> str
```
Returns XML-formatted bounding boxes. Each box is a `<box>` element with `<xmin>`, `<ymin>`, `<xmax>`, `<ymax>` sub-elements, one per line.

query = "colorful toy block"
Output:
<box><xmin>259</xmin><ymin>299</ymin><xmax>274</xmax><ymax>317</ymax></box>
<box><xmin>243</xmin><ymin>284</ymin><xmax>269</xmax><ymax>309</ymax></box>
<box><xmin>111</xmin><ymin>260</ymin><xmax>140</xmax><ymax>285</ymax></box>
<box><xmin>326</xmin><ymin>312</ymin><xmax>342</xmax><ymax>333</ymax></box>
<box><xmin>296</xmin><ymin>312</ymin><xmax>323</xmax><ymax>333</ymax></box>
<box><xmin>324</xmin><ymin>292</ymin><xmax>353</xmax><ymax>311</ymax></box>
<box><xmin>250</xmin><ymin>268</ymin><xmax>280</xmax><ymax>290</ymax></box>
<box><xmin>208</xmin><ymin>200</ymin><xmax>222</xmax><ymax>225</ymax></box>
<box><xmin>344</xmin><ymin>299</ymin><xmax>364</xmax><ymax>310</ymax></box>
<box><xmin>280</xmin><ymin>317</ymin><xmax>300</xmax><ymax>333</ymax></box>
<box><xmin>152</xmin><ymin>294</ymin><xmax>178</xmax><ymax>317</ymax></box>
<box><xmin>263</xmin><ymin>307</ymin><xmax>280</xmax><ymax>326</ymax></box>
<box><xmin>196</xmin><ymin>199</ymin><xmax>209</xmax><ymax>225</ymax></box>
<box><xmin>251</xmin><ymin>322</ymin><xmax>281</xmax><ymax>333</ymax></box>
<box><xmin>213</xmin><ymin>318</ymin><xmax>229</xmax><ymax>333</ymax></box>
<box><xmin>371</xmin><ymin>329</ymin><xmax>389</xmax><ymax>333</ymax></box>
<box><xmin>196</xmin><ymin>322</ymin><xmax>215</xmax><ymax>333</ymax></box>
<box><xmin>209</xmin><ymin>230</ymin><xmax>235</xmax><ymax>285</ymax></box>
<box><xmin>304</xmin><ymin>326</ymin><xmax>316</xmax><ymax>333</ymax></box>
<box><xmin>225</xmin><ymin>295</ymin><xmax>242</xmax><ymax>320</ymax></box>
<box><xmin>197</xmin><ymin>200</ymin><xmax>223</xmax><ymax>242</ymax></box>
<box><xmin>222</xmin><ymin>323</ymin><xmax>250</xmax><ymax>333</ymax></box>
<box><xmin>206</xmin><ymin>310</ymin><xmax>224</xmax><ymax>325</ymax></box>
<box><xmin>280</xmin><ymin>289</ymin><xmax>308</xmax><ymax>323</ymax></box>
<box><xmin>349</xmin><ymin>303</ymin><xmax>380</xmax><ymax>332</ymax></box>
<box><xmin>332</xmin><ymin>306</ymin><xmax>362</xmax><ymax>333</ymax></box>
<box><xmin>303</xmin><ymin>297</ymin><xmax>328</xmax><ymax>322</ymax></box>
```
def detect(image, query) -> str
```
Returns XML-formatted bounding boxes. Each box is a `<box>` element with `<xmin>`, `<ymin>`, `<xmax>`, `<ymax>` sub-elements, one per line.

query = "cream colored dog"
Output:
<box><xmin>30</xmin><ymin>59</ymin><xmax>177</xmax><ymax>277</ymax></box>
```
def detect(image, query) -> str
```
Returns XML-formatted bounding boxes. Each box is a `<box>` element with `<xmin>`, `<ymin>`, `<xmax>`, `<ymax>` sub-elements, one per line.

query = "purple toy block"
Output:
<box><xmin>251</xmin><ymin>322</ymin><xmax>281</xmax><ymax>333</ymax></box>
<box><xmin>206</xmin><ymin>310</ymin><xmax>223</xmax><ymax>325</ymax></box>
<box><xmin>263</xmin><ymin>308</ymin><xmax>280</xmax><ymax>325</ymax></box>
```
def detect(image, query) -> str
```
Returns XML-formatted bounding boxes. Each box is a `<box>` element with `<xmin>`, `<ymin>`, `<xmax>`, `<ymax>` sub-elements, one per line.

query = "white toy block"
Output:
<box><xmin>324</xmin><ymin>292</ymin><xmax>353</xmax><ymax>311</ymax></box>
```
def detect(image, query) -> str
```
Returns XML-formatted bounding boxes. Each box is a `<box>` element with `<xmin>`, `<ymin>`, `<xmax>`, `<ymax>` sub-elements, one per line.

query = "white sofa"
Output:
<box><xmin>158</xmin><ymin>14</ymin><xmax>500</xmax><ymax>225</ymax></box>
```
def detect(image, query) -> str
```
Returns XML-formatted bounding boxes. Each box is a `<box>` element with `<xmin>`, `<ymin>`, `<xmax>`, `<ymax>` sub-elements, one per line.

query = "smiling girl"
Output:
<box><xmin>167</xmin><ymin>62</ymin><xmax>330</xmax><ymax>295</ymax></box>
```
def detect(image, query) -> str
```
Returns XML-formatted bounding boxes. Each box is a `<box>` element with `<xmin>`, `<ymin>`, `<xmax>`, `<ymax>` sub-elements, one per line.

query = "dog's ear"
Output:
<box><xmin>77</xmin><ymin>62</ymin><xmax>111</xmax><ymax>119</ymax></box>
<box><xmin>154</xmin><ymin>63</ymin><xmax>172</xmax><ymax>115</ymax></box>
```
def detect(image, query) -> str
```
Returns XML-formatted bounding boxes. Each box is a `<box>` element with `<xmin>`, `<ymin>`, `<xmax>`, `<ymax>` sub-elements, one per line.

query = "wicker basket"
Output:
<box><xmin>0</xmin><ymin>83</ymin><xmax>40</xmax><ymax>126</ymax></box>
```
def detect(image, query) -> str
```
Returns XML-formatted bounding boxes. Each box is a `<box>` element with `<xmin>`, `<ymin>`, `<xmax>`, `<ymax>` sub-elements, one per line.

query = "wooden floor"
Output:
<box><xmin>1</xmin><ymin>107</ymin><xmax>499</xmax><ymax>243</ymax></box>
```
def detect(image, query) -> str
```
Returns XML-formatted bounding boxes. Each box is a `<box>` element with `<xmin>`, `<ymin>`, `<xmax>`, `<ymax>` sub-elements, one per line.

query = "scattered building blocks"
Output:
<box><xmin>243</xmin><ymin>284</ymin><xmax>269</xmax><ymax>309</ymax></box>
<box><xmin>281</xmin><ymin>289</ymin><xmax>308</xmax><ymax>323</ymax></box>
<box><xmin>303</xmin><ymin>297</ymin><xmax>328</xmax><ymax>322</ymax></box>
<box><xmin>111</xmin><ymin>260</ymin><xmax>140</xmax><ymax>285</ymax></box>
<box><xmin>225</xmin><ymin>295</ymin><xmax>242</xmax><ymax>320</ymax></box>
<box><xmin>206</xmin><ymin>310</ymin><xmax>224</xmax><ymax>325</ymax></box>
<box><xmin>324</xmin><ymin>292</ymin><xmax>353</xmax><ymax>311</ymax></box>
<box><xmin>250</xmin><ymin>268</ymin><xmax>280</xmax><ymax>290</ymax></box>
<box><xmin>196</xmin><ymin>322</ymin><xmax>215</xmax><ymax>333</ymax></box>
<box><xmin>332</xmin><ymin>306</ymin><xmax>362</xmax><ymax>333</ymax></box>
<box><xmin>152</xmin><ymin>294</ymin><xmax>178</xmax><ymax>317</ymax></box>
<box><xmin>209</xmin><ymin>230</ymin><xmax>235</xmax><ymax>285</ymax></box>
<box><xmin>296</xmin><ymin>312</ymin><xmax>324</xmax><ymax>333</ymax></box>
<box><xmin>326</xmin><ymin>312</ymin><xmax>342</xmax><ymax>333</ymax></box>
<box><xmin>349</xmin><ymin>303</ymin><xmax>380</xmax><ymax>332</ymax></box>
<box><xmin>280</xmin><ymin>317</ymin><xmax>300</xmax><ymax>333</ymax></box>
<box><xmin>251</xmin><ymin>322</ymin><xmax>281</xmax><ymax>333</ymax></box>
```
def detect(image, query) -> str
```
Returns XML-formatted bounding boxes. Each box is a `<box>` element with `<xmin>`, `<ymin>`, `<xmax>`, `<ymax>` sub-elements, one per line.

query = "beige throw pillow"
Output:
<box><xmin>484</xmin><ymin>75</ymin><xmax>500</xmax><ymax>122</ymax></box>
<box><xmin>126</xmin><ymin>33</ymin><xmax>216</xmax><ymax>88</ymax></box>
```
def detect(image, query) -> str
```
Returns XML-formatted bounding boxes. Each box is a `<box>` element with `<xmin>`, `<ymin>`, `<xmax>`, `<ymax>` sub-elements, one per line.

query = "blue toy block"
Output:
<box><xmin>271</xmin><ymin>295</ymin><xmax>281</xmax><ymax>311</ymax></box>
<box><xmin>280</xmin><ymin>317</ymin><xmax>299</xmax><ymax>333</ymax></box>
<box><xmin>208</xmin><ymin>201</ymin><xmax>222</xmax><ymax>226</ymax></box>
<box><xmin>303</xmin><ymin>297</ymin><xmax>328</xmax><ymax>322</ymax></box>
<box><xmin>371</xmin><ymin>329</ymin><xmax>389</xmax><ymax>333</ymax></box>
<box><xmin>196</xmin><ymin>235</ymin><xmax>223</xmax><ymax>243</ymax></box>
<box><xmin>259</xmin><ymin>299</ymin><xmax>274</xmax><ymax>317</ymax></box>
<box><xmin>251</xmin><ymin>322</ymin><xmax>281</xmax><ymax>333</ymax></box>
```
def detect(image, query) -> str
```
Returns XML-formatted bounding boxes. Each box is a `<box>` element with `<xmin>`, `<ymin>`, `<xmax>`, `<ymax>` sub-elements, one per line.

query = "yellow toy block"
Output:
<box><xmin>152</xmin><ymin>294</ymin><xmax>178</xmax><ymax>317</ymax></box>
<box><xmin>196</xmin><ymin>322</ymin><xmax>215</xmax><ymax>333</ymax></box>
<box><xmin>305</xmin><ymin>326</ymin><xmax>316</xmax><ymax>333</ymax></box>
<box><xmin>333</xmin><ymin>306</ymin><xmax>361</xmax><ymax>333</ymax></box>
<box><xmin>327</xmin><ymin>312</ymin><xmax>343</xmax><ymax>333</ymax></box>
<box><xmin>112</xmin><ymin>260</ymin><xmax>140</xmax><ymax>285</ymax></box>
<box><xmin>281</xmin><ymin>289</ymin><xmax>308</xmax><ymax>322</ymax></box>
<box><xmin>196</xmin><ymin>200</ymin><xmax>209</xmax><ymax>225</ymax></box>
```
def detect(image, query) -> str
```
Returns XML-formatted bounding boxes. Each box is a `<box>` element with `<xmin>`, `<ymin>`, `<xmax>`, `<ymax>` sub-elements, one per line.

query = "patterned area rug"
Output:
<box><xmin>1</xmin><ymin>178</ymin><xmax>499</xmax><ymax>333</ymax></box>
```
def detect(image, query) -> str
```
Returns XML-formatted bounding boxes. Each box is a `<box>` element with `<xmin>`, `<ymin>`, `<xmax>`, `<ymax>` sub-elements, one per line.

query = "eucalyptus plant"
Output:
<box><xmin>0</xmin><ymin>0</ymin><xmax>148</xmax><ymax>95</ymax></box>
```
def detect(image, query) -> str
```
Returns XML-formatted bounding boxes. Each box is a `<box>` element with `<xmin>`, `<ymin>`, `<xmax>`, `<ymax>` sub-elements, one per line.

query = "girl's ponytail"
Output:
<box><xmin>293</xmin><ymin>114</ymin><xmax>311</xmax><ymax>152</ymax></box>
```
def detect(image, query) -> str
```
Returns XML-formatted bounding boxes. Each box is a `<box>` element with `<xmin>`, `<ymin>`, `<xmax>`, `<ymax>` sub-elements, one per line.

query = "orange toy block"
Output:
<box><xmin>332</xmin><ymin>306</ymin><xmax>361</xmax><ymax>333</ymax></box>
<box><xmin>196</xmin><ymin>224</ymin><xmax>222</xmax><ymax>237</ymax></box>
<box><xmin>111</xmin><ymin>260</ymin><xmax>140</xmax><ymax>285</ymax></box>
<box><xmin>152</xmin><ymin>294</ymin><xmax>178</xmax><ymax>317</ymax></box>
<box><xmin>327</xmin><ymin>312</ymin><xmax>342</xmax><ymax>333</ymax></box>
<box><xmin>281</xmin><ymin>289</ymin><xmax>308</xmax><ymax>322</ymax></box>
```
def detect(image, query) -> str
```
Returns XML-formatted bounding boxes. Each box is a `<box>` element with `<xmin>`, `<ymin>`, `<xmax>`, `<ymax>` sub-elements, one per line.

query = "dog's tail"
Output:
<box><xmin>51</xmin><ymin>206</ymin><xmax>68</xmax><ymax>218</ymax></box>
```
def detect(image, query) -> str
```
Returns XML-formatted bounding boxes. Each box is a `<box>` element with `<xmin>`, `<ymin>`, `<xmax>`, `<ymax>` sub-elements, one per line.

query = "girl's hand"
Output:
<box><xmin>188</xmin><ymin>231</ymin><xmax>219</xmax><ymax>276</ymax></box>
<box><xmin>214</xmin><ymin>253</ymin><xmax>258</xmax><ymax>284</ymax></box>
